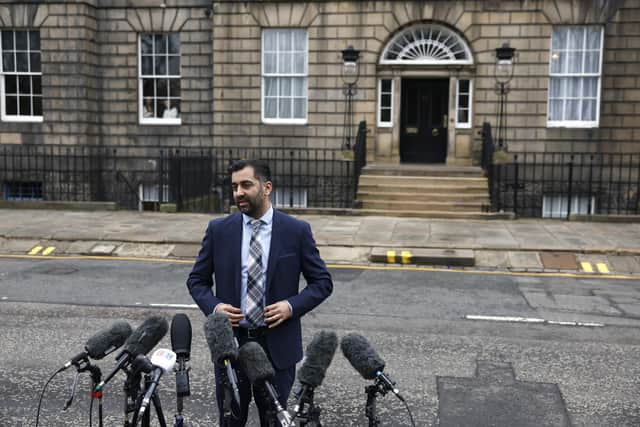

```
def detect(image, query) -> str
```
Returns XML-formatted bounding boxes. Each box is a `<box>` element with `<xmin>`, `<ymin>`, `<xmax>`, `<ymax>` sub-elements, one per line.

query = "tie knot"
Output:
<box><xmin>251</xmin><ymin>219</ymin><xmax>262</xmax><ymax>233</ymax></box>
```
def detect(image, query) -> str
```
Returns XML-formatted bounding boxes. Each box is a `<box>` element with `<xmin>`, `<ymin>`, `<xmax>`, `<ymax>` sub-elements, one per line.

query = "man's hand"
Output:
<box><xmin>215</xmin><ymin>304</ymin><xmax>244</xmax><ymax>327</ymax></box>
<box><xmin>265</xmin><ymin>301</ymin><xmax>292</xmax><ymax>328</ymax></box>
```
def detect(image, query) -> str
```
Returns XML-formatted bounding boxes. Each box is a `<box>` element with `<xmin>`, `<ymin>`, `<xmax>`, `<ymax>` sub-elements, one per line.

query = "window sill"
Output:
<box><xmin>2</xmin><ymin>115</ymin><xmax>43</xmax><ymax>123</ymax></box>
<box><xmin>139</xmin><ymin>118</ymin><xmax>182</xmax><ymax>126</ymax></box>
<box><xmin>262</xmin><ymin>118</ymin><xmax>307</xmax><ymax>125</ymax></box>
<box><xmin>547</xmin><ymin>121</ymin><xmax>598</xmax><ymax>129</ymax></box>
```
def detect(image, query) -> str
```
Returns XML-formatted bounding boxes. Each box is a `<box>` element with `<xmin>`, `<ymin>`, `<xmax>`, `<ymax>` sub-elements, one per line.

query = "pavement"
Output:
<box><xmin>1</xmin><ymin>208</ymin><xmax>640</xmax><ymax>276</ymax></box>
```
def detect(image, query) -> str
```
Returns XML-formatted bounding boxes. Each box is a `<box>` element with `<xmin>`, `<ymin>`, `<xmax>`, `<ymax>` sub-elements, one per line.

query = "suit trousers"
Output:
<box><xmin>214</xmin><ymin>333</ymin><xmax>296</xmax><ymax>427</ymax></box>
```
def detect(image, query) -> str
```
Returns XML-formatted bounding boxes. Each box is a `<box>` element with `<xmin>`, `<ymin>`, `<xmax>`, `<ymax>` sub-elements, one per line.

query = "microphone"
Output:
<box><xmin>171</xmin><ymin>313</ymin><xmax>191</xmax><ymax>397</ymax></box>
<box><xmin>293</xmin><ymin>331</ymin><xmax>338</xmax><ymax>415</ymax></box>
<box><xmin>62</xmin><ymin>321</ymin><xmax>132</xmax><ymax>370</ymax></box>
<box><xmin>340</xmin><ymin>333</ymin><xmax>405</xmax><ymax>402</ymax></box>
<box><xmin>203</xmin><ymin>312</ymin><xmax>240</xmax><ymax>406</ymax></box>
<box><xmin>137</xmin><ymin>348</ymin><xmax>177</xmax><ymax>420</ymax></box>
<box><xmin>238</xmin><ymin>342</ymin><xmax>292</xmax><ymax>427</ymax></box>
<box><xmin>96</xmin><ymin>315</ymin><xmax>168</xmax><ymax>390</ymax></box>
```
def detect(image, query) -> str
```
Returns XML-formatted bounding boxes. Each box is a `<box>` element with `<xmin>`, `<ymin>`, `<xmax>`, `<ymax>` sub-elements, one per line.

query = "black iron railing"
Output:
<box><xmin>0</xmin><ymin>145</ymin><xmax>355</xmax><ymax>212</ymax></box>
<box><xmin>488</xmin><ymin>152</ymin><xmax>640</xmax><ymax>218</ymax></box>
<box><xmin>352</xmin><ymin>120</ymin><xmax>367</xmax><ymax>202</ymax></box>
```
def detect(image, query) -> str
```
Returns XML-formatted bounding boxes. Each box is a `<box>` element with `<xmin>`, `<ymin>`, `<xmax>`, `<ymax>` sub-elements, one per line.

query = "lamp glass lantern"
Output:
<box><xmin>494</xmin><ymin>43</ymin><xmax>516</xmax><ymax>151</ymax></box>
<box><xmin>341</xmin><ymin>46</ymin><xmax>360</xmax><ymax>85</ymax></box>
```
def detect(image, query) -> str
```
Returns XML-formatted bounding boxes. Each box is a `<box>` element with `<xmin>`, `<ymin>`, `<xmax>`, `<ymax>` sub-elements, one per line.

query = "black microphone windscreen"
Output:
<box><xmin>171</xmin><ymin>313</ymin><xmax>192</xmax><ymax>357</ymax></box>
<box><xmin>124</xmin><ymin>316</ymin><xmax>168</xmax><ymax>357</ymax></box>
<box><xmin>238</xmin><ymin>341</ymin><xmax>275</xmax><ymax>384</ymax></box>
<box><xmin>298</xmin><ymin>330</ymin><xmax>338</xmax><ymax>388</ymax></box>
<box><xmin>85</xmin><ymin>321</ymin><xmax>132</xmax><ymax>360</ymax></box>
<box><xmin>203</xmin><ymin>312</ymin><xmax>238</xmax><ymax>364</ymax></box>
<box><xmin>340</xmin><ymin>333</ymin><xmax>385</xmax><ymax>380</ymax></box>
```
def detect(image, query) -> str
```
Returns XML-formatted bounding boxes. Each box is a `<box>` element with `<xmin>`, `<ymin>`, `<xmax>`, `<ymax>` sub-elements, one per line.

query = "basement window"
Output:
<box><xmin>271</xmin><ymin>187</ymin><xmax>307</xmax><ymax>208</ymax></box>
<box><xmin>542</xmin><ymin>194</ymin><xmax>594</xmax><ymax>218</ymax></box>
<box><xmin>3</xmin><ymin>180</ymin><xmax>43</xmax><ymax>200</ymax></box>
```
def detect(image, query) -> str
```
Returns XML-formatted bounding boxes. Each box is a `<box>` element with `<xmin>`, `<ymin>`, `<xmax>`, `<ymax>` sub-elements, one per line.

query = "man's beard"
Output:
<box><xmin>236</xmin><ymin>191</ymin><xmax>264</xmax><ymax>218</ymax></box>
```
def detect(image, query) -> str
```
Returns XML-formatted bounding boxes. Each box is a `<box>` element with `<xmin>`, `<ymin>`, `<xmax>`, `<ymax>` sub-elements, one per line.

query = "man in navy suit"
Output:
<box><xmin>187</xmin><ymin>159</ymin><xmax>333</xmax><ymax>426</ymax></box>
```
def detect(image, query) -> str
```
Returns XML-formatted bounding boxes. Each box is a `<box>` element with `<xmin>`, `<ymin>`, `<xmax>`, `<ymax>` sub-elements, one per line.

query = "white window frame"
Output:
<box><xmin>271</xmin><ymin>187</ymin><xmax>308</xmax><ymax>208</ymax></box>
<box><xmin>547</xmin><ymin>26</ymin><xmax>603</xmax><ymax>128</ymax></box>
<box><xmin>377</xmin><ymin>78</ymin><xmax>393</xmax><ymax>127</ymax></box>
<box><xmin>455</xmin><ymin>78</ymin><xmax>472</xmax><ymax>129</ymax></box>
<box><xmin>542</xmin><ymin>194</ymin><xmax>595</xmax><ymax>218</ymax></box>
<box><xmin>0</xmin><ymin>30</ymin><xmax>43</xmax><ymax>122</ymax></box>
<box><xmin>261</xmin><ymin>28</ymin><xmax>308</xmax><ymax>125</ymax></box>
<box><xmin>138</xmin><ymin>33</ymin><xmax>181</xmax><ymax>126</ymax></box>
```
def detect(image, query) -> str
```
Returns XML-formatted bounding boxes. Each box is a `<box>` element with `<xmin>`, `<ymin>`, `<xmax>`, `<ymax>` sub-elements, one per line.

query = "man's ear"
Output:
<box><xmin>263</xmin><ymin>180</ymin><xmax>273</xmax><ymax>197</ymax></box>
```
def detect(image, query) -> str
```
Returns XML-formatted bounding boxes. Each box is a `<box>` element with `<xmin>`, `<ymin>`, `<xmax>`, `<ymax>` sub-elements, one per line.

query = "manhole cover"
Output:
<box><xmin>539</xmin><ymin>252</ymin><xmax>578</xmax><ymax>270</ymax></box>
<box><xmin>29</xmin><ymin>265</ymin><xmax>78</xmax><ymax>275</ymax></box>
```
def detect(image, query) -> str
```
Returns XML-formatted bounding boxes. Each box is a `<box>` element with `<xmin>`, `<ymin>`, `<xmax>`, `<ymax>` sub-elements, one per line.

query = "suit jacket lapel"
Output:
<box><xmin>266</xmin><ymin>209</ymin><xmax>281</xmax><ymax>296</ymax></box>
<box><xmin>229</xmin><ymin>212</ymin><xmax>243</xmax><ymax>304</ymax></box>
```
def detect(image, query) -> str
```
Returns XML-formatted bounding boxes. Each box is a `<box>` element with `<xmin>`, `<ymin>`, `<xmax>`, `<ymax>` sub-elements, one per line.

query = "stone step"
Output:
<box><xmin>350</xmin><ymin>208</ymin><xmax>512</xmax><ymax>220</ymax></box>
<box><xmin>363</xmin><ymin>163</ymin><xmax>484</xmax><ymax>177</ymax></box>
<box><xmin>358</xmin><ymin>183</ymin><xmax>488</xmax><ymax>194</ymax></box>
<box><xmin>356</xmin><ymin>191</ymin><xmax>489</xmax><ymax>203</ymax></box>
<box><xmin>359</xmin><ymin>200</ymin><xmax>487</xmax><ymax>212</ymax></box>
<box><xmin>358</xmin><ymin>175</ymin><xmax>487</xmax><ymax>187</ymax></box>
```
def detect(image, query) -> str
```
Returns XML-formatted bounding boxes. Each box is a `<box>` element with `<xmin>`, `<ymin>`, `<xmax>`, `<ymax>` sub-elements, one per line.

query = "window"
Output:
<box><xmin>455</xmin><ymin>79</ymin><xmax>472</xmax><ymax>128</ymax></box>
<box><xmin>271</xmin><ymin>187</ymin><xmax>307</xmax><ymax>208</ymax></box>
<box><xmin>548</xmin><ymin>26</ymin><xmax>603</xmax><ymax>128</ymax></box>
<box><xmin>139</xmin><ymin>33</ymin><xmax>181</xmax><ymax>125</ymax></box>
<box><xmin>378</xmin><ymin>79</ymin><xmax>393</xmax><ymax>127</ymax></box>
<box><xmin>262</xmin><ymin>29</ymin><xmax>307</xmax><ymax>124</ymax></box>
<box><xmin>0</xmin><ymin>30</ymin><xmax>42</xmax><ymax>122</ymax></box>
<box><xmin>542</xmin><ymin>194</ymin><xmax>594</xmax><ymax>218</ymax></box>
<box><xmin>4</xmin><ymin>181</ymin><xmax>43</xmax><ymax>200</ymax></box>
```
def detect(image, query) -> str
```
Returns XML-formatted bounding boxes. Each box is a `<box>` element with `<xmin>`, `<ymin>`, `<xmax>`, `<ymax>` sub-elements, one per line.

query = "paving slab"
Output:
<box><xmin>508</xmin><ymin>251</ymin><xmax>542</xmax><ymax>269</ymax></box>
<box><xmin>474</xmin><ymin>250</ymin><xmax>510</xmax><ymax>268</ymax></box>
<box><xmin>90</xmin><ymin>243</ymin><xmax>118</xmax><ymax>255</ymax></box>
<box><xmin>2</xmin><ymin>239</ymin><xmax>41</xmax><ymax>253</ymax></box>
<box><xmin>319</xmin><ymin>246</ymin><xmax>371</xmax><ymax>264</ymax></box>
<box><xmin>170</xmin><ymin>243</ymin><xmax>201</xmax><ymax>259</ymax></box>
<box><xmin>65</xmin><ymin>240</ymin><xmax>102</xmax><ymax>255</ymax></box>
<box><xmin>606</xmin><ymin>255</ymin><xmax>640</xmax><ymax>274</ymax></box>
<box><xmin>113</xmin><ymin>243</ymin><xmax>175</xmax><ymax>258</ymax></box>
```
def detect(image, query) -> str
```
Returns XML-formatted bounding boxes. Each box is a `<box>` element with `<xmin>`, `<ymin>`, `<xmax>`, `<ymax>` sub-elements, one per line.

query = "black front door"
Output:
<box><xmin>400</xmin><ymin>78</ymin><xmax>449</xmax><ymax>163</ymax></box>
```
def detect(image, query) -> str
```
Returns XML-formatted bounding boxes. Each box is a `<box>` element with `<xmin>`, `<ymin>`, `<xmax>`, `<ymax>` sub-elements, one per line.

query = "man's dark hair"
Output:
<box><xmin>228</xmin><ymin>159</ymin><xmax>272</xmax><ymax>183</ymax></box>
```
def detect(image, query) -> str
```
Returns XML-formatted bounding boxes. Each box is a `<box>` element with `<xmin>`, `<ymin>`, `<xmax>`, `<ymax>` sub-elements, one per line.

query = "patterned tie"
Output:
<box><xmin>245</xmin><ymin>219</ymin><xmax>265</xmax><ymax>327</ymax></box>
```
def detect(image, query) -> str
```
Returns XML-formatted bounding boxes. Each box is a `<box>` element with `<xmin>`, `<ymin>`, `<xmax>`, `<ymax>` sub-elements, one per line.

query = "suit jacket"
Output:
<box><xmin>187</xmin><ymin>209</ymin><xmax>333</xmax><ymax>369</ymax></box>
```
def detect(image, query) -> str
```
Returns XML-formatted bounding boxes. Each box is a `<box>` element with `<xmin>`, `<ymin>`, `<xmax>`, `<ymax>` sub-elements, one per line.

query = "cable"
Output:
<box><xmin>402</xmin><ymin>398</ymin><xmax>416</xmax><ymax>427</ymax></box>
<box><xmin>89</xmin><ymin>393</ymin><xmax>94</xmax><ymax>427</ymax></box>
<box><xmin>35</xmin><ymin>367</ymin><xmax>64</xmax><ymax>427</ymax></box>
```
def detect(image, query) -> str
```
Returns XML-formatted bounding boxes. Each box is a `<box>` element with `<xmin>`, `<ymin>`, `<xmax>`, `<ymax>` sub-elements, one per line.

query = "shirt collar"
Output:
<box><xmin>243</xmin><ymin>205</ymin><xmax>273</xmax><ymax>226</ymax></box>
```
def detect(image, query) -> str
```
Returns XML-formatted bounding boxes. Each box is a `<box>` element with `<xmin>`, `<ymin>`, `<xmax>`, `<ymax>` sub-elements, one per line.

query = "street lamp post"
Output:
<box><xmin>494</xmin><ymin>43</ymin><xmax>516</xmax><ymax>151</ymax></box>
<box><xmin>341</xmin><ymin>45</ymin><xmax>360</xmax><ymax>149</ymax></box>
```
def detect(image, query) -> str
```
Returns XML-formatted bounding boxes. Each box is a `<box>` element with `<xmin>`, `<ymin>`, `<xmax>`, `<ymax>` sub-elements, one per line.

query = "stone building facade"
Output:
<box><xmin>0</xmin><ymin>0</ymin><xmax>637</xmax><ymax>164</ymax></box>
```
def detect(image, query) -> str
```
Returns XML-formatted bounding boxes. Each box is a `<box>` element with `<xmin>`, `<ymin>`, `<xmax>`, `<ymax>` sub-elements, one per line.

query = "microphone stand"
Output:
<box><xmin>122</xmin><ymin>367</ymin><xmax>143</xmax><ymax>427</ymax></box>
<box><xmin>293</xmin><ymin>386</ymin><xmax>322</xmax><ymax>426</ymax></box>
<box><xmin>364</xmin><ymin>379</ymin><xmax>389</xmax><ymax>427</ymax></box>
<box><xmin>131</xmin><ymin>371</ymin><xmax>168</xmax><ymax>427</ymax></box>
<box><xmin>65</xmin><ymin>359</ymin><xmax>105</xmax><ymax>427</ymax></box>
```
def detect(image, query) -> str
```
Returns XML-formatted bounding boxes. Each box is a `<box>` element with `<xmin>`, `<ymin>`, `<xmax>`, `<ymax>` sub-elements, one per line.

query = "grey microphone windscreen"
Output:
<box><xmin>297</xmin><ymin>330</ymin><xmax>338</xmax><ymax>388</ymax></box>
<box><xmin>85</xmin><ymin>321</ymin><xmax>132</xmax><ymax>360</ymax></box>
<box><xmin>238</xmin><ymin>341</ymin><xmax>275</xmax><ymax>384</ymax></box>
<box><xmin>340</xmin><ymin>333</ymin><xmax>385</xmax><ymax>380</ymax></box>
<box><xmin>124</xmin><ymin>315</ymin><xmax>168</xmax><ymax>357</ymax></box>
<box><xmin>203</xmin><ymin>312</ymin><xmax>238</xmax><ymax>364</ymax></box>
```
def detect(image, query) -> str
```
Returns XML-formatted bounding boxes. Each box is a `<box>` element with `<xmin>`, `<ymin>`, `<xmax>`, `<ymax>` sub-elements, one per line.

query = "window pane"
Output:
<box><xmin>293</xmin><ymin>31</ymin><xmax>306</xmax><ymax>50</ymax></box>
<box><xmin>141</xmin><ymin>34</ymin><xmax>153</xmax><ymax>54</ymax></box>
<box><xmin>381</xmin><ymin>94</ymin><xmax>391</xmax><ymax>107</ymax></box>
<box><xmin>293</xmin><ymin>78</ymin><xmax>305</xmax><ymax>96</ymax></box>
<box><xmin>2</xmin><ymin>31</ymin><xmax>13</xmax><ymax>51</ymax></box>
<box><xmin>157</xmin><ymin>79</ymin><xmax>167</xmax><ymax>97</ymax></box>
<box><xmin>15</xmin><ymin>31</ymin><xmax>27</xmax><ymax>50</ymax></box>
<box><xmin>381</xmin><ymin>79</ymin><xmax>391</xmax><ymax>92</ymax></box>
<box><xmin>6</xmin><ymin>95</ymin><xmax>17</xmax><ymax>114</ymax></box>
<box><xmin>169</xmin><ymin>79</ymin><xmax>180</xmax><ymax>97</ymax></box>
<box><xmin>143</xmin><ymin>98</ymin><xmax>154</xmax><ymax>117</ymax></box>
<box><xmin>457</xmin><ymin>109</ymin><xmax>468</xmax><ymax>123</ymax></box>
<box><xmin>459</xmin><ymin>94</ymin><xmax>469</xmax><ymax>108</ymax></box>
<box><xmin>278</xmin><ymin>31</ymin><xmax>291</xmax><ymax>51</ymax></box>
<box><xmin>567</xmin><ymin>79</ymin><xmax>580</xmax><ymax>97</ymax></box>
<box><xmin>143</xmin><ymin>78</ymin><xmax>154</xmax><ymax>97</ymax></box>
<box><xmin>279</xmin><ymin>52</ymin><xmax>293</xmax><ymax>74</ymax></box>
<box><xmin>33</xmin><ymin>96</ymin><xmax>42</xmax><ymax>116</ymax></box>
<box><xmin>264</xmin><ymin>53</ymin><xmax>277</xmax><ymax>74</ymax></box>
<box><xmin>459</xmin><ymin>80</ymin><xmax>469</xmax><ymax>92</ymax></box>
<box><xmin>30</xmin><ymin>52</ymin><xmax>40</xmax><ymax>72</ymax></box>
<box><xmin>381</xmin><ymin>109</ymin><xmax>391</xmax><ymax>122</ymax></box>
<box><xmin>550</xmin><ymin>51</ymin><xmax>562</xmax><ymax>74</ymax></box>
<box><xmin>549</xmin><ymin>99</ymin><xmax>562</xmax><ymax>120</ymax></box>
<box><xmin>155</xmin><ymin>55</ymin><xmax>166</xmax><ymax>75</ymax></box>
<box><xmin>18</xmin><ymin>76</ymin><xmax>30</xmax><ymax>93</ymax></box>
<box><xmin>264</xmin><ymin>31</ymin><xmax>276</xmax><ymax>51</ymax></box>
<box><xmin>293</xmin><ymin>98</ymin><xmax>306</xmax><ymax>119</ymax></box>
<box><xmin>155</xmin><ymin>99</ymin><xmax>165</xmax><ymax>118</ymax></box>
<box><xmin>19</xmin><ymin>95</ymin><xmax>31</xmax><ymax>115</ymax></box>
<box><xmin>584</xmin><ymin>52</ymin><xmax>599</xmax><ymax>73</ymax></box>
<box><xmin>552</xmin><ymin>28</ymin><xmax>567</xmax><ymax>50</ymax></box>
<box><xmin>168</xmin><ymin>56</ymin><xmax>180</xmax><ymax>75</ymax></box>
<box><xmin>265</xmin><ymin>98</ymin><xmax>277</xmax><ymax>118</ymax></box>
<box><xmin>3</xmin><ymin>52</ymin><xmax>14</xmax><ymax>72</ymax></box>
<box><xmin>279</xmin><ymin>78</ymin><xmax>291</xmax><ymax>97</ymax></box>
<box><xmin>582</xmin><ymin>100</ymin><xmax>596</xmax><ymax>121</ymax></box>
<box><xmin>549</xmin><ymin>78</ymin><xmax>562</xmax><ymax>97</ymax></box>
<box><xmin>567</xmin><ymin>28</ymin><xmax>583</xmax><ymax>49</ymax></box>
<box><xmin>567</xmin><ymin>52</ymin><xmax>583</xmax><ymax>73</ymax></box>
<box><xmin>264</xmin><ymin>77</ymin><xmax>277</xmax><ymax>97</ymax></box>
<box><xmin>16</xmin><ymin>52</ymin><xmax>28</xmax><ymax>72</ymax></box>
<box><xmin>5</xmin><ymin>75</ymin><xmax>16</xmax><ymax>93</ymax></box>
<box><xmin>141</xmin><ymin>55</ymin><xmax>152</xmax><ymax>75</ymax></box>
<box><xmin>583</xmin><ymin>77</ymin><xmax>597</xmax><ymax>97</ymax></box>
<box><xmin>279</xmin><ymin>98</ymin><xmax>291</xmax><ymax>118</ymax></box>
<box><xmin>566</xmin><ymin>100</ymin><xmax>580</xmax><ymax>120</ymax></box>
<box><xmin>293</xmin><ymin>52</ymin><xmax>305</xmax><ymax>74</ymax></box>
<box><xmin>154</xmin><ymin>34</ymin><xmax>166</xmax><ymax>54</ymax></box>
<box><xmin>168</xmin><ymin>34</ymin><xmax>180</xmax><ymax>54</ymax></box>
<box><xmin>32</xmin><ymin>76</ymin><xmax>41</xmax><ymax>95</ymax></box>
<box><xmin>29</xmin><ymin>31</ymin><xmax>40</xmax><ymax>51</ymax></box>
<box><xmin>586</xmin><ymin>27</ymin><xmax>601</xmax><ymax>49</ymax></box>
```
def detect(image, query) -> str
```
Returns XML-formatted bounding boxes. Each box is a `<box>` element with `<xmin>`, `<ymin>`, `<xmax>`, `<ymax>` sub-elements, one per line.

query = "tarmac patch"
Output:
<box><xmin>436</xmin><ymin>360</ymin><xmax>570</xmax><ymax>427</ymax></box>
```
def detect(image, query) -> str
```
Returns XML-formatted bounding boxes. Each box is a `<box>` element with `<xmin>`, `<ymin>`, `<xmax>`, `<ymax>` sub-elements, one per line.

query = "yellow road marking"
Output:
<box><xmin>0</xmin><ymin>253</ymin><xmax>639</xmax><ymax>281</ymax></box>
<box><xmin>42</xmin><ymin>246</ymin><xmax>56</xmax><ymax>256</ymax></box>
<box><xmin>401</xmin><ymin>250</ymin><xmax>412</xmax><ymax>264</ymax></box>
<box><xmin>581</xmin><ymin>262</ymin><xmax>593</xmax><ymax>273</ymax></box>
<box><xmin>386</xmin><ymin>250</ymin><xmax>396</xmax><ymax>263</ymax></box>
<box><xmin>596</xmin><ymin>263</ymin><xmax>610</xmax><ymax>274</ymax></box>
<box><xmin>28</xmin><ymin>246</ymin><xmax>43</xmax><ymax>255</ymax></box>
